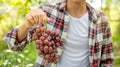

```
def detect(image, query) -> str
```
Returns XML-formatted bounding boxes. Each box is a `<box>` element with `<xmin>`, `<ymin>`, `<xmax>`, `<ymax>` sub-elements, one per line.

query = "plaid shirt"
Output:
<box><xmin>4</xmin><ymin>0</ymin><xmax>113</xmax><ymax>67</ymax></box>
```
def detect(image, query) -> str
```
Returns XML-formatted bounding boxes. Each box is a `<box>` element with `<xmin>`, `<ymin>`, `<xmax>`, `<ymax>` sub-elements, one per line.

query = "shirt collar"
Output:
<box><xmin>58</xmin><ymin>0</ymin><xmax>99</xmax><ymax>23</ymax></box>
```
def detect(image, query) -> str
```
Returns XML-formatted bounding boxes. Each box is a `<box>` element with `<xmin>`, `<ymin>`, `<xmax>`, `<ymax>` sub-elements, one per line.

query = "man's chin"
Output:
<box><xmin>70</xmin><ymin>0</ymin><xmax>85</xmax><ymax>4</ymax></box>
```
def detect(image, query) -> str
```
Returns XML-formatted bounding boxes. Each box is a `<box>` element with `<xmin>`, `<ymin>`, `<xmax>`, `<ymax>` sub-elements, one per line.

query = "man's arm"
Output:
<box><xmin>4</xmin><ymin>9</ymin><xmax>49</xmax><ymax>51</ymax></box>
<box><xmin>4</xmin><ymin>25</ymin><xmax>30</xmax><ymax>51</ymax></box>
<box><xmin>17</xmin><ymin>9</ymin><xmax>49</xmax><ymax>42</ymax></box>
<box><xmin>17</xmin><ymin>23</ymin><xmax>30</xmax><ymax>42</ymax></box>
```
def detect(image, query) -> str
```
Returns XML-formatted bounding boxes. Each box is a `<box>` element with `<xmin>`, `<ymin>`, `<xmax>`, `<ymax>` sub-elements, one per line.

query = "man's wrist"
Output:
<box><xmin>21</xmin><ymin>23</ymin><xmax>30</xmax><ymax>30</ymax></box>
<box><xmin>23</xmin><ymin>20</ymin><xmax>32</xmax><ymax>29</ymax></box>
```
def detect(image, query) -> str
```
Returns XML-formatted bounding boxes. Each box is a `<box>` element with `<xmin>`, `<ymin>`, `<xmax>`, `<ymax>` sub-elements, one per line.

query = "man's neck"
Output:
<box><xmin>66</xmin><ymin>0</ymin><xmax>87</xmax><ymax>18</ymax></box>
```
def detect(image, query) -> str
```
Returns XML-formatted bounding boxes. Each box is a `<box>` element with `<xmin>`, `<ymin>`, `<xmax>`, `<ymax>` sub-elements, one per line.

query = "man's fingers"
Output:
<box><xmin>30</xmin><ymin>12</ymin><xmax>38</xmax><ymax>24</ymax></box>
<box><xmin>28</xmin><ymin>9</ymin><xmax>49</xmax><ymax>26</ymax></box>
<box><xmin>38</xmin><ymin>14</ymin><xmax>43</xmax><ymax>25</ymax></box>
<box><xmin>46</xmin><ymin>17</ymin><xmax>50</xmax><ymax>21</ymax></box>
<box><xmin>42</xmin><ymin>12</ymin><xmax>50</xmax><ymax>23</ymax></box>
<box><xmin>30</xmin><ymin>9</ymin><xmax>43</xmax><ymax>14</ymax></box>
<box><xmin>43</xmin><ymin>17</ymin><xmax>50</xmax><ymax>23</ymax></box>
<box><xmin>26</xmin><ymin>14</ymin><xmax>34</xmax><ymax>24</ymax></box>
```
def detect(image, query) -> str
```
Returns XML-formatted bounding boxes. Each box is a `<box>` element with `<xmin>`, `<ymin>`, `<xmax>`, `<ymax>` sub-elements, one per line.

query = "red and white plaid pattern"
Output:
<box><xmin>4</xmin><ymin>0</ymin><xmax>113</xmax><ymax>67</ymax></box>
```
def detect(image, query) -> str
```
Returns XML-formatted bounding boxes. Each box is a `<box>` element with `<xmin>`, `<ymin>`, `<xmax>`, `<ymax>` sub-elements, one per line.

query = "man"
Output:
<box><xmin>4</xmin><ymin>0</ymin><xmax>113</xmax><ymax>67</ymax></box>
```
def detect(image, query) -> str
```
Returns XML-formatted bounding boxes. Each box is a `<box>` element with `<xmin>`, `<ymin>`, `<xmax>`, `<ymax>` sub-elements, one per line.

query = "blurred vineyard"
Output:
<box><xmin>0</xmin><ymin>0</ymin><xmax>120</xmax><ymax>67</ymax></box>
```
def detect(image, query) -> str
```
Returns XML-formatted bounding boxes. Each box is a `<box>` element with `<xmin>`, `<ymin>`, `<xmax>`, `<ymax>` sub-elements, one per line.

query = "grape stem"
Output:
<box><xmin>45</xmin><ymin>21</ymin><xmax>48</xmax><ymax>30</ymax></box>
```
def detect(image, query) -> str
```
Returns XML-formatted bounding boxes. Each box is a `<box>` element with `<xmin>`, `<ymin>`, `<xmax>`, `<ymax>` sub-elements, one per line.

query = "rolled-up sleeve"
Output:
<box><xmin>4</xmin><ymin>25</ymin><xmax>37</xmax><ymax>51</ymax></box>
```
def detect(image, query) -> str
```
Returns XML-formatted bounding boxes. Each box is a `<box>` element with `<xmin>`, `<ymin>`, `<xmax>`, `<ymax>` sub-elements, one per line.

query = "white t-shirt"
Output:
<box><xmin>57</xmin><ymin>12</ymin><xmax>90</xmax><ymax>67</ymax></box>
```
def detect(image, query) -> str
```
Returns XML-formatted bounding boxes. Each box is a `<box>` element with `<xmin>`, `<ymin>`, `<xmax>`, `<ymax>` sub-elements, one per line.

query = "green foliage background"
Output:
<box><xmin>0</xmin><ymin>0</ymin><xmax>120</xmax><ymax>67</ymax></box>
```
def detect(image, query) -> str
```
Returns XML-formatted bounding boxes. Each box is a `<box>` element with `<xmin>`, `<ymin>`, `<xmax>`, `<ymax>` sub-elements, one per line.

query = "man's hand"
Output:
<box><xmin>24</xmin><ymin>9</ymin><xmax>49</xmax><ymax>29</ymax></box>
<box><xmin>17</xmin><ymin>9</ymin><xmax>49</xmax><ymax>42</ymax></box>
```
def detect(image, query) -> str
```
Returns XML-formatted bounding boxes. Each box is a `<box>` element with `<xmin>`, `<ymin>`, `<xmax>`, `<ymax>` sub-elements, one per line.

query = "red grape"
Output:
<box><xmin>40</xmin><ymin>27</ymin><xmax>45</xmax><ymax>32</ymax></box>
<box><xmin>56</xmin><ymin>42</ymin><xmax>60</xmax><ymax>47</ymax></box>
<box><xmin>56</xmin><ymin>37</ymin><xmax>60</xmax><ymax>42</ymax></box>
<box><xmin>45</xmin><ymin>54</ymin><xmax>50</xmax><ymax>59</ymax></box>
<box><xmin>32</xmin><ymin>36</ymin><xmax>38</xmax><ymax>41</ymax></box>
<box><xmin>40</xmin><ymin>36</ymin><xmax>45</xmax><ymax>41</ymax></box>
<box><xmin>48</xmin><ymin>42</ymin><xmax>52</xmax><ymax>46</ymax></box>
<box><xmin>44</xmin><ymin>33</ymin><xmax>48</xmax><ymax>38</ymax></box>
<box><xmin>36</xmin><ymin>29</ymin><xmax>40</xmax><ymax>33</ymax></box>
<box><xmin>44</xmin><ymin>46</ymin><xmax>49</xmax><ymax>53</ymax></box>
<box><xmin>50</xmin><ymin>31</ymin><xmax>55</xmax><ymax>36</ymax></box>
<box><xmin>48</xmin><ymin>47</ymin><xmax>53</xmax><ymax>53</ymax></box>
<box><xmin>36</xmin><ymin>44</ymin><xmax>40</xmax><ymax>49</ymax></box>
<box><xmin>46</xmin><ymin>30</ymin><xmax>51</xmax><ymax>34</ymax></box>
<box><xmin>32</xmin><ymin>27</ymin><xmax>64</xmax><ymax>64</ymax></box>
<box><xmin>44</xmin><ymin>40</ymin><xmax>49</xmax><ymax>45</ymax></box>
<box><xmin>35</xmin><ymin>40</ymin><xmax>40</xmax><ymax>44</ymax></box>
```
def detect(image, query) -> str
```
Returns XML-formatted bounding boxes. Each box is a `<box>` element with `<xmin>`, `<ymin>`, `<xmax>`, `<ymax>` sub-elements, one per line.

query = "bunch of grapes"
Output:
<box><xmin>32</xmin><ymin>27</ymin><xmax>63</xmax><ymax>64</ymax></box>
